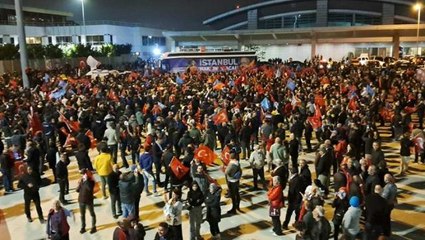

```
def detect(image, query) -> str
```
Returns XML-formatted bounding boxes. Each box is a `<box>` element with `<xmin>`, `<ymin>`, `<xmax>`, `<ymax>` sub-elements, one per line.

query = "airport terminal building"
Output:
<box><xmin>1</xmin><ymin>0</ymin><xmax>425</xmax><ymax>61</ymax></box>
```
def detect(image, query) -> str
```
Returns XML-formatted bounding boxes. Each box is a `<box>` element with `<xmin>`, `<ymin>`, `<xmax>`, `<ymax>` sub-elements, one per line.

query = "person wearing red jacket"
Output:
<box><xmin>268</xmin><ymin>175</ymin><xmax>284</xmax><ymax>236</ymax></box>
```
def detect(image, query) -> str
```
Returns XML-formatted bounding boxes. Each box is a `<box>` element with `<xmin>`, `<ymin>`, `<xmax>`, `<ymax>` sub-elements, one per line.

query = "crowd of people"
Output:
<box><xmin>0</xmin><ymin>54</ymin><xmax>424</xmax><ymax>240</ymax></box>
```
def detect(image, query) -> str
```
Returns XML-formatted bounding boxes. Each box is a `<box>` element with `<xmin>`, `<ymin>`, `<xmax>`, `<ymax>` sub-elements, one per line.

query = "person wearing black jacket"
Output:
<box><xmin>316</xmin><ymin>146</ymin><xmax>332</xmax><ymax>195</ymax></box>
<box><xmin>304</xmin><ymin>121</ymin><xmax>313</xmax><ymax>152</ymax></box>
<box><xmin>56</xmin><ymin>152</ymin><xmax>70</xmax><ymax>204</ymax></box>
<box><xmin>299</xmin><ymin>159</ymin><xmax>312</xmax><ymax>191</ymax></box>
<box><xmin>365</xmin><ymin>185</ymin><xmax>388</xmax><ymax>240</ymax></box>
<box><xmin>45</xmin><ymin>142</ymin><xmax>58</xmax><ymax>183</ymax></box>
<box><xmin>133</xmin><ymin>166</ymin><xmax>145</xmax><ymax>221</ymax></box>
<box><xmin>0</xmin><ymin>147</ymin><xmax>14</xmax><ymax>192</ymax></box>
<box><xmin>205</xmin><ymin>183</ymin><xmax>222</xmax><ymax>240</ymax></box>
<box><xmin>25</xmin><ymin>140</ymin><xmax>41</xmax><ymax>179</ymax></box>
<box><xmin>18</xmin><ymin>166</ymin><xmax>44</xmax><ymax>223</ymax></box>
<box><xmin>283</xmin><ymin>167</ymin><xmax>303</xmax><ymax>230</ymax></box>
<box><xmin>75</xmin><ymin>143</ymin><xmax>94</xmax><ymax>171</ymax></box>
<box><xmin>371</xmin><ymin>142</ymin><xmax>385</xmax><ymax>167</ymax></box>
<box><xmin>289</xmin><ymin>133</ymin><xmax>300</xmax><ymax>169</ymax></box>
<box><xmin>161</xmin><ymin>144</ymin><xmax>174</xmax><ymax>191</ymax></box>
<box><xmin>108</xmin><ymin>164</ymin><xmax>122</xmax><ymax>219</ymax></box>
<box><xmin>365</xmin><ymin>165</ymin><xmax>381</xmax><ymax>196</ymax></box>
<box><xmin>76</xmin><ymin>170</ymin><xmax>96</xmax><ymax>234</ymax></box>
<box><xmin>154</xmin><ymin>222</ymin><xmax>175</xmax><ymax>240</ymax></box>
<box><xmin>187</xmin><ymin>181</ymin><xmax>204</xmax><ymax>240</ymax></box>
<box><xmin>399</xmin><ymin>132</ymin><xmax>414</xmax><ymax>175</ymax></box>
<box><xmin>332</xmin><ymin>187</ymin><xmax>349</xmax><ymax>240</ymax></box>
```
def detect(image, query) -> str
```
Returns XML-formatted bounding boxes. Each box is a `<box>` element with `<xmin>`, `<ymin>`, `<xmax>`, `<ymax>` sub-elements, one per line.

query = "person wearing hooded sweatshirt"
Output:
<box><xmin>342</xmin><ymin>196</ymin><xmax>362</xmax><ymax>240</ymax></box>
<box><xmin>119</xmin><ymin>169</ymin><xmax>140</xmax><ymax>218</ymax></box>
<box><xmin>205</xmin><ymin>183</ymin><xmax>222</xmax><ymax>240</ymax></box>
<box><xmin>187</xmin><ymin>181</ymin><xmax>204</xmax><ymax>240</ymax></box>
<box><xmin>332</xmin><ymin>187</ymin><xmax>349</xmax><ymax>240</ymax></box>
<box><xmin>76</xmin><ymin>169</ymin><xmax>96</xmax><ymax>234</ymax></box>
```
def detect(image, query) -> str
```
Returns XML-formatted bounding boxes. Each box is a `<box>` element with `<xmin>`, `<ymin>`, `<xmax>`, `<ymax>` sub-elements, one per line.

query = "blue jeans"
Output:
<box><xmin>121</xmin><ymin>203</ymin><xmax>134</xmax><ymax>218</ymax></box>
<box><xmin>1</xmin><ymin>169</ymin><xmax>13</xmax><ymax>191</ymax></box>
<box><xmin>143</xmin><ymin>170</ymin><xmax>157</xmax><ymax>193</ymax></box>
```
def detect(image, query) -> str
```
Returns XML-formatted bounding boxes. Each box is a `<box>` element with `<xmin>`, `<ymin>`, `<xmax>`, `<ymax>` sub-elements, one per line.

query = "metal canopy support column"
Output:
<box><xmin>14</xmin><ymin>0</ymin><xmax>29</xmax><ymax>88</ymax></box>
<box><xmin>392</xmin><ymin>32</ymin><xmax>400</xmax><ymax>59</ymax></box>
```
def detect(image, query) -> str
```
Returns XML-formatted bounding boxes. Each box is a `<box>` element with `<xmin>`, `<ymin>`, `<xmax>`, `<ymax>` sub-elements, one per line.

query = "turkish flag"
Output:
<box><xmin>59</xmin><ymin>113</ymin><xmax>80</xmax><ymax>132</ymax></box>
<box><xmin>108</xmin><ymin>89</ymin><xmax>119</xmax><ymax>102</ymax></box>
<box><xmin>213</xmin><ymin>108</ymin><xmax>228</xmax><ymax>125</ymax></box>
<box><xmin>348</xmin><ymin>98</ymin><xmax>358</xmax><ymax>111</ymax></box>
<box><xmin>28</xmin><ymin>107</ymin><xmax>42</xmax><ymax>137</ymax></box>
<box><xmin>307</xmin><ymin>105</ymin><xmax>322</xmax><ymax>130</ymax></box>
<box><xmin>194</xmin><ymin>145</ymin><xmax>216</xmax><ymax>165</ymax></box>
<box><xmin>314</xmin><ymin>94</ymin><xmax>325</xmax><ymax>107</ymax></box>
<box><xmin>221</xmin><ymin>146</ymin><xmax>230</xmax><ymax>166</ymax></box>
<box><xmin>169</xmin><ymin>157</ymin><xmax>190</xmax><ymax>180</ymax></box>
<box><xmin>85</xmin><ymin>130</ymin><xmax>97</xmax><ymax>149</ymax></box>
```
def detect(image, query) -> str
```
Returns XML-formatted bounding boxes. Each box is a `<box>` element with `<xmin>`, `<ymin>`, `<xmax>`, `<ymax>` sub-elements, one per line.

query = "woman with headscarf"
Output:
<box><xmin>164</xmin><ymin>189</ymin><xmax>183</xmax><ymax>240</ymax></box>
<box><xmin>187</xmin><ymin>181</ymin><xmax>204</xmax><ymax>240</ymax></box>
<box><xmin>205</xmin><ymin>183</ymin><xmax>222</xmax><ymax>240</ymax></box>
<box><xmin>46</xmin><ymin>200</ymin><xmax>74</xmax><ymax>240</ymax></box>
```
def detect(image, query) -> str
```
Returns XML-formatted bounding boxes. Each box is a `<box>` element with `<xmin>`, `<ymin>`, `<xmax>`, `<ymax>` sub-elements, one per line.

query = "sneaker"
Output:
<box><xmin>90</xmin><ymin>227</ymin><xmax>97</xmax><ymax>234</ymax></box>
<box><xmin>27</xmin><ymin>218</ymin><xmax>33</xmax><ymax>223</ymax></box>
<box><xmin>146</xmin><ymin>192</ymin><xmax>152</xmax><ymax>196</ymax></box>
<box><xmin>39</xmin><ymin>218</ymin><xmax>45</xmax><ymax>224</ymax></box>
<box><xmin>113</xmin><ymin>215</ymin><xmax>118</xmax><ymax>219</ymax></box>
<box><xmin>80</xmin><ymin>228</ymin><xmax>86</xmax><ymax>234</ymax></box>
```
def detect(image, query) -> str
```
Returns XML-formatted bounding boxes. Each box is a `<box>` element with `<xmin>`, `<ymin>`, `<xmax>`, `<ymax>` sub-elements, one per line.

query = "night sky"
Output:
<box><xmin>0</xmin><ymin>0</ymin><xmax>261</xmax><ymax>30</ymax></box>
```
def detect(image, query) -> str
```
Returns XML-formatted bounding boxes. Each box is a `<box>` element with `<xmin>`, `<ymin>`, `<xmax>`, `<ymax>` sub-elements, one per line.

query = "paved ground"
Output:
<box><xmin>1</xmin><ymin>123</ymin><xmax>425</xmax><ymax>240</ymax></box>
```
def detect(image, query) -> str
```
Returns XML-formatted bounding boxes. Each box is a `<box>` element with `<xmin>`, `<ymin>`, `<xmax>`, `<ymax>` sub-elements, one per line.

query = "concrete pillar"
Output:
<box><xmin>41</xmin><ymin>36</ymin><xmax>49</xmax><ymax>46</ymax></box>
<box><xmin>2</xmin><ymin>34</ymin><xmax>11</xmax><ymax>44</ymax></box>
<box><xmin>80</xmin><ymin>35</ymin><xmax>87</xmax><ymax>45</ymax></box>
<box><xmin>311</xmin><ymin>39</ymin><xmax>317</xmax><ymax>60</ymax></box>
<box><xmin>72</xmin><ymin>35</ymin><xmax>79</xmax><ymax>44</ymax></box>
<box><xmin>392</xmin><ymin>33</ymin><xmax>400</xmax><ymax>59</ymax></box>
<box><xmin>103</xmin><ymin>34</ymin><xmax>112</xmax><ymax>44</ymax></box>
<box><xmin>316</xmin><ymin>0</ymin><xmax>328</xmax><ymax>27</ymax></box>
<box><xmin>247</xmin><ymin>9</ymin><xmax>258</xmax><ymax>30</ymax></box>
<box><xmin>14</xmin><ymin>0</ymin><xmax>29</xmax><ymax>88</ymax></box>
<box><xmin>382</xmin><ymin>3</ymin><xmax>395</xmax><ymax>25</ymax></box>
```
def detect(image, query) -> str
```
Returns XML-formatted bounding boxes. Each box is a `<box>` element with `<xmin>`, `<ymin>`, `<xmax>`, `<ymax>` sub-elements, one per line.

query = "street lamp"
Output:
<box><xmin>415</xmin><ymin>3</ymin><xmax>422</xmax><ymax>56</ymax></box>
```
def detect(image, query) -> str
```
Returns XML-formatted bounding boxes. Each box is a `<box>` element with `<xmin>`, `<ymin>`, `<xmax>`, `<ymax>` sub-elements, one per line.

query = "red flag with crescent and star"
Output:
<box><xmin>194</xmin><ymin>145</ymin><xmax>217</xmax><ymax>165</ymax></box>
<box><xmin>307</xmin><ymin>105</ymin><xmax>322</xmax><ymax>130</ymax></box>
<box><xmin>221</xmin><ymin>146</ymin><xmax>230</xmax><ymax>166</ymax></box>
<box><xmin>213</xmin><ymin>108</ymin><xmax>229</xmax><ymax>126</ymax></box>
<box><xmin>169</xmin><ymin>156</ymin><xmax>190</xmax><ymax>180</ymax></box>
